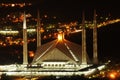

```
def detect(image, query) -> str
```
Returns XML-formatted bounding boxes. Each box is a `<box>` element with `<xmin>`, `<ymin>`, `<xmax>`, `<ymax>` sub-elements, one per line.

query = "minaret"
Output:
<box><xmin>81</xmin><ymin>11</ymin><xmax>87</xmax><ymax>65</ymax></box>
<box><xmin>93</xmin><ymin>9</ymin><xmax>98</xmax><ymax>64</ymax></box>
<box><xmin>37</xmin><ymin>9</ymin><xmax>41</xmax><ymax>48</ymax></box>
<box><xmin>23</xmin><ymin>11</ymin><xmax>28</xmax><ymax>64</ymax></box>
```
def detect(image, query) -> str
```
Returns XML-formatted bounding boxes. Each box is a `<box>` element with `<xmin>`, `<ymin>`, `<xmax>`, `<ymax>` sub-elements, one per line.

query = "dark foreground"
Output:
<box><xmin>1</xmin><ymin>74</ymin><xmax>120</xmax><ymax>80</ymax></box>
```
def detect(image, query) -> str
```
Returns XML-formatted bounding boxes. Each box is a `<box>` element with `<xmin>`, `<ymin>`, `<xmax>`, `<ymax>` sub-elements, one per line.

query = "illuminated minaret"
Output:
<box><xmin>37</xmin><ymin>9</ymin><xmax>41</xmax><ymax>48</ymax></box>
<box><xmin>93</xmin><ymin>9</ymin><xmax>98</xmax><ymax>64</ymax></box>
<box><xmin>23</xmin><ymin>11</ymin><xmax>28</xmax><ymax>64</ymax></box>
<box><xmin>81</xmin><ymin>11</ymin><xmax>87</xmax><ymax>65</ymax></box>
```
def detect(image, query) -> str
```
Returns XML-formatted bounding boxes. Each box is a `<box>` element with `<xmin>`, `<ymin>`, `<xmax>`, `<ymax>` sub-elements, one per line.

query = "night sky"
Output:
<box><xmin>30</xmin><ymin>0</ymin><xmax>120</xmax><ymax>20</ymax></box>
<box><xmin>0</xmin><ymin>0</ymin><xmax>119</xmax><ymax>19</ymax></box>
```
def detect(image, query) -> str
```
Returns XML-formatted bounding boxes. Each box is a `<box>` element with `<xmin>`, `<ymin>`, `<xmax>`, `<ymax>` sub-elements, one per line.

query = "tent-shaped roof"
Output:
<box><xmin>32</xmin><ymin>39</ymin><xmax>90</xmax><ymax>65</ymax></box>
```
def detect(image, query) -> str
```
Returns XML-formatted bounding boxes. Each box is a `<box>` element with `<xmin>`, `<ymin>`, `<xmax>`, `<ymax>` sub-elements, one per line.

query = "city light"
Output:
<box><xmin>0</xmin><ymin>30</ymin><xmax>19</xmax><ymax>35</ymax></box>
<box><xmin>29</xmin><ymin>51</ymin><xmax>35</xmax><ymax>58</ymax></box>
<box><xmin>0</xmin><ymin>3</ymin><xmax>32</xmax><ymax>7</ymax></box>
<box><xmin>108</xmin><ymin>71</ymin><xmax>119</xmax><ymax>79</ymax></box>
<box><xmin>109</xmin><ymin>73</ymin><xmax>116</xmax><ymax>79</ymax></box>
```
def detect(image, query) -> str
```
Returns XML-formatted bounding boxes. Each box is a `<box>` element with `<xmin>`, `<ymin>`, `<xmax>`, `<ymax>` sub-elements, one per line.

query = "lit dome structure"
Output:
<box><xmin>32</xmin><ymin>33</ymin><xmax>91</xmax><ymax>69</ymax></box>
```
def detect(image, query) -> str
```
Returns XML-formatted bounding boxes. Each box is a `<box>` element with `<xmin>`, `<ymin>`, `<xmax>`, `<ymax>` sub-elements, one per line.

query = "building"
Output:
<box><xmin>32</xmin><ymin>32</ymin><xmax>91</xmax><ymax>70</ymax></box>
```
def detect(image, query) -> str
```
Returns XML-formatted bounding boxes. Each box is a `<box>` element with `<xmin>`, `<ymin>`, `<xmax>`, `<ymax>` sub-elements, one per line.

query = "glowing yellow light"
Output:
<box><xmin>58</xmin><ymin>33</ymin><xmax>63</xmax><ymax>41</ymax></box>
<box><xmin>110</xmin><ymin>73</ymin><xmax>116</xmax><ymax>79</ymax></box>
<box><xmin>108</xmin><ymin>71</ymin><xmax>118</xmax><ymax>79</ymax></box>
<box><xmin>40</xmin><ymin>28</ymin><xmax>44</xmax><ymax>33</ymax></box>
<box><xmin>11</xmin><ymin>4</ymin><xmax>15</xmax><ymax>7</ymax></box>
<box><xmin>29</xmin><ymin>51</ymin><xmax>34</xmax><ymax>57</ymax></box>
<box><xmin>43</xmin><ymin>35</ymin><xmax>47</xmax><ymax>39</ymax></box>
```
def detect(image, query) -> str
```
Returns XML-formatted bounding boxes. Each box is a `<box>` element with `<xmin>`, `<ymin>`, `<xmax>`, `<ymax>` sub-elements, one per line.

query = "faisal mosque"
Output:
<box><xmin>0</xmin><ymin>10</ymin><xmax>106</xmax><ymax>77</ymax></box>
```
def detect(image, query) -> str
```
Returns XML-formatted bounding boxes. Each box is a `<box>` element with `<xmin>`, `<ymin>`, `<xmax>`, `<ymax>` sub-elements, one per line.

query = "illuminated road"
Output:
<box><xmin>71</xmin><ymin>18</ymin><xmax>120</xmax><ymax>33</ymax></box>
<box><xmin>97</xmin><ymin>19</ymin><xmax>120</xmax><ymax>28</ymax></box>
